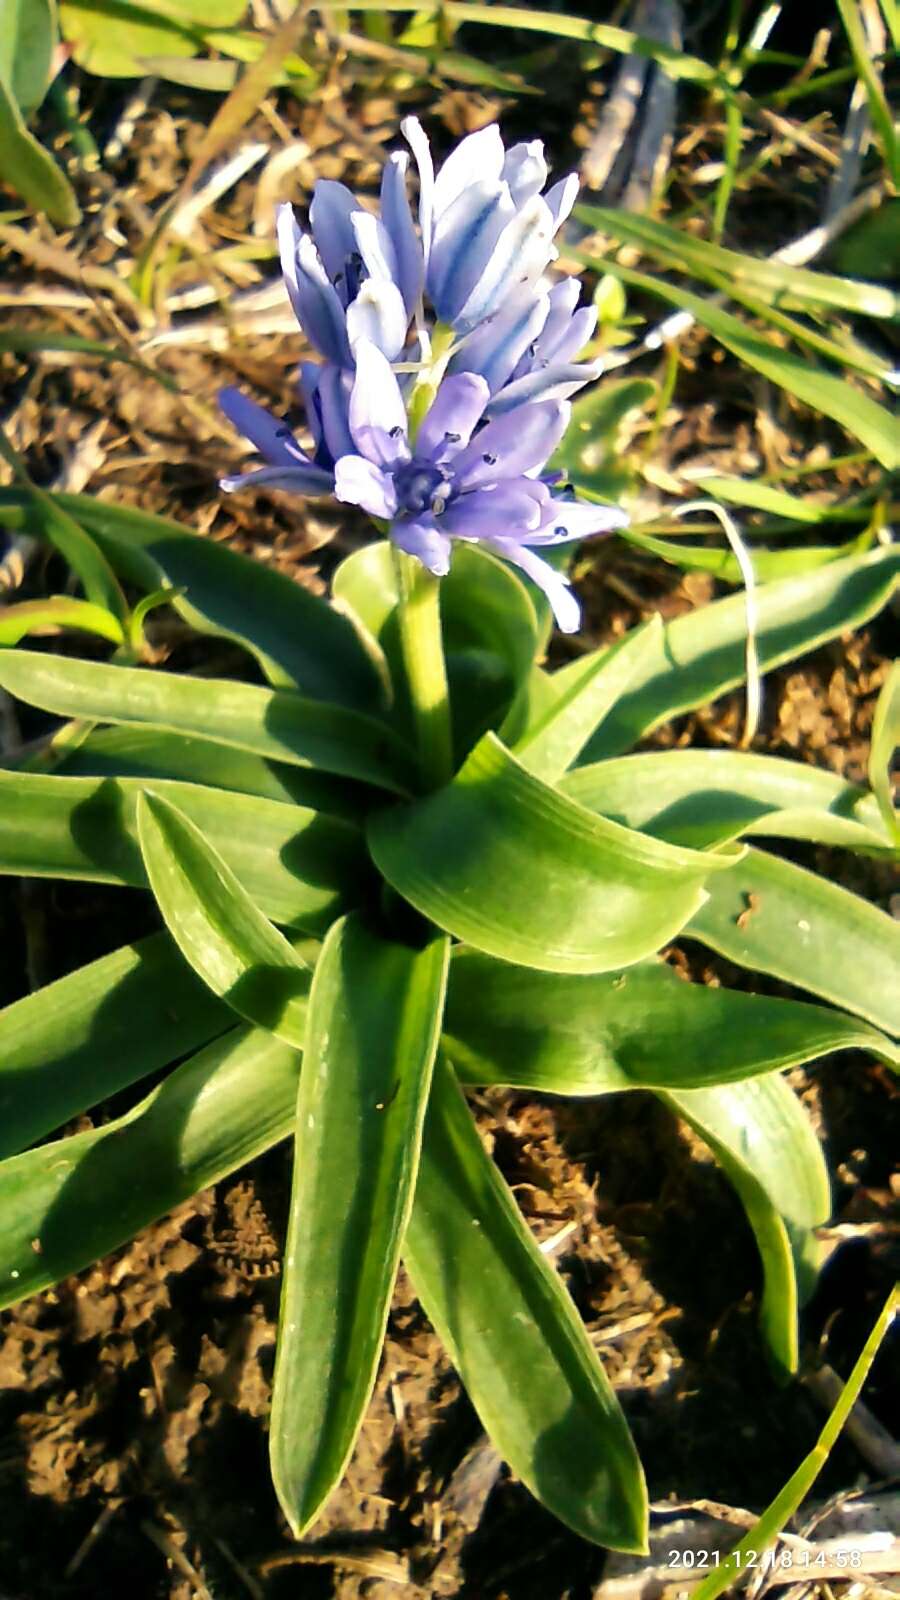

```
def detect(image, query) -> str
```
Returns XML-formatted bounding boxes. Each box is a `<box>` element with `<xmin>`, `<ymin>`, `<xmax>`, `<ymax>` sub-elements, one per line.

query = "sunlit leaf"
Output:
<box><xmin>0</xmin><ymin>596</ymin><xmax>124</xmax><ymax>648</ymax></box>
<box><xmin>0</xmin><ymin>0</ymin><xmax>55</xmax><ymax>116</ymax></box>
<box><xmin>0</xmin><ymin>73</ymin><xmax>80</xmax><ymax>225</ymax></box>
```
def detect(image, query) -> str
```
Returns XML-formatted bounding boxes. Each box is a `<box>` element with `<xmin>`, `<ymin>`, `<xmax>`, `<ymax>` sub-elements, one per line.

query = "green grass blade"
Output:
<box><xmin>0</xmin><ymin>328</ymin><xmax>178</xmax><ymax>387</ymax></box>
<box><xmin>369</xmin><ymin>732</ymin><xmax>742</xmax><ymax>975</ymax></box>
<box><xmin>0</xmin><ymin>932</ymin><xmax>233</xmax><ymax>1159</ymax></box>
<box><xmin>0</xmin><ymin>1024</ymin><xmax>299</xmax><ymax>1311</ymax></box>
<box><xmin>0</xmin><ymin>596</ymin><xmax>124</xmax><ymax>647</ymax></box>
<box><xmin>579</xmin><ymin>546</ymin><xmax>899</xmax><ymax>761</ymax></box>
<box><xmin>835</xmin><ymin>0</ymin><xmax>899</xmax><ymax>183</ymax></box>
<box><xmin>443</xmin><ymin>949</ymin><xmax>898</xmax><ymax>1093</ymax></box>
<box><xmin>688</xmin><ymin>846</ymin><xmax>900</xmax><ymax>1036</ymax></box>
<box><xmin>660</xmin><ymin>1076</ymin><xmax>830</xmax><ymax>1376</ymax></box>
<box><xmin>617</xmin><ymin>526</ymin><xmax>874</xmax><ymax>585</ymax></box>
<box><xmin>514</xmin><ymin>615</ymin><xmax>664</xmax><ymax>782</ymax></box>
<box><xmin>0</xmin><ymin>489</ymin><xmax>386</xmax><ymax>708</ymax></box>
<box><xmin>271</xmin><ymin>917</ymin><xmax>448</xmax><ymax>1538</ymax></box>
<box><xmin>0</xmin><ymin>769</ymin><xmax>369</xmax><ymax>933</ymax></box>
<box><xmin>0</xmin><ymin>651</ymin><xmax>414</xmax><ymax>794</ymax></box>
<box><xmin>135</xmin><ymin>791</ymin><xmax>313</xmax><ymax>1043</ymax></box>
<box><xmin>563</xmin><ymin>749</ymin><xmax>891</xmax><ymax>853</ymax></box>
<box><xmin>0</xmin><ymin>73</ymin><xmax>80</xmax><ymax>224</ymax></box>
<box><xmin>404</xmin><ymin>1054</ymin><xmax>649</xmax><ymax>1552</ymax></box>
<box><xmin>692</xmin><ymin>1284</ymin><xmax>899</xmax><ymax>1600</ymax></box>
<box><xmin>868</xmin><ymin>660</ymin><xmax>900</xmax><ymax>845</ymax></box>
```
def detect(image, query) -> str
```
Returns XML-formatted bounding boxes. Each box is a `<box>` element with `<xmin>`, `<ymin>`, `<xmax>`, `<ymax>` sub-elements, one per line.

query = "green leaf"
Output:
<box><xmin>0</xmin><ymin>769</ymin><xmax>368</xmax><ymax>933</ymax></box>
<box><xmin>271</xmin><ymin>916</ymin><xmax>448</xmax><ymax>1539</ymax></box>
<box><xmin>0</xmin><ymin>651</ymin><xmax>414</xmax><ymax>794</ymax></box>
<box><xmin>0</xmin><ymin>596</ymin><xmax>124</xmax><ymax>647</ymax></box>
<box><xmin>404</xmin><ymin>1055</ymin><xmax>648</xmax><ymax>1552</ymax></box>
<box><xmin>514</xmin><ymin>616</ymin><xmax>664</xmax><ymax>782</ymax></box>
<box><xmin>0</xmin><ymin>73</ymin><xmax>80</xmax><ymax>227</ymax></box>
<box><xmin>660</xmin><ymin>1076</ymin><xmax>830</xmax><ymax>1376</ymax></box>
<box><xmin>58</xmin><ymin>725</ymin><xmax>374</xmax><ymax>817</ymax></box>
<box><xmin>0</xmin><ymin>489</ymin><xmax>386</xmax><ymax>709</ymax></box>
<box><xmin>576</xmin><ymin>206</ymin><xmax>899</xmax><ymax>321</ymax></box>
<box><xmin>443</xmin><ymin>949</ymin><xmax>898</xmax><ymax>1094</ymax></box>
<box><xmin>0</xmin><ymin>932</ymin><xmax>232</xmax><ymax>1160</ymax></box>
<box><xmin>0</xmin><ymin>0</ymin><xmax>55</xmax><ymax>116</ymax></box>
<box><xmin>0</xmin><ymin>434</ymin><xmax>126</xmax><ymax>620</ymax></box>
<box><xmin>552</xmin><ymin>378</ymin><xmax>656</xmax><ymax>493</ymax></box>
<box><xmin>369</xmin><ymin>731</ymin><xmax>743</xmax><ymax>974</ymax></box>
<box><xmin>569</xmin><ymin>254</ymin><xmax>898</xmax><ymax>466</ymax></box>
<box><xmin>696</xmin><ymin>476</ymin><xmax>843</xmax><ymax>526</ymax></box>
<box><xmin>136</xmin><ymin>791</ymin><xmax>312</xmax><ymax>1045</ymax></box>
<box><xmin>579</xmin><ymin>546</ymin><xmax>900</xmax><ymax>761</ymax></box>
<box><xmin>563</xmin><ymin>749</ymin><xmax>891</xmax><ymax>853</ymax></box>
<box><xmin>0</xmin><ymin>1022</ymin><xmax>300</xmax><ymax>1310</ymax></box>
<box><xmin>59</xmin><ymin>0</ymin><xmax>202</xmax><ymax>76</ymax></box>
<box><xmin>868</xmin><ymin>661</ymin><xmax>900</xmax><ymax>845</ymax></box>
<box><xmin>617</xmin><ymin>526</ymin><xmax>875</xmax><ymax>585</ymax></box>
<box><xmin>688</xmin><ymin>846</ymin><xmax>900</xmax><ymax>1037</ymax></box>
<box><xmin>835</xmin><ymin>0</ymin><xmax>899</xmax><ymax>184</ymax></box>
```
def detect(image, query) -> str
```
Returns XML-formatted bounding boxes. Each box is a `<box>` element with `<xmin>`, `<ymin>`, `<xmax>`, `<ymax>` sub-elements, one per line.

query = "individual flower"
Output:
<box><xmin>331</xmin><ymin>340</ymin><xmax>626</xmax><ymax>632</ymax></box>
<box><xmin>450</xmin><ymin>278</ymin><xmax>600</xmax><ymax>415</ymax></box>
<box><xmin>218</xmin><ymin>362</ymin><xmax>351</xmax><ymax>496</ymax></box>
<box><xmin>274</xmin><ymin>118</ymin><xmax>581</xmax><ymax>367</ymax></box>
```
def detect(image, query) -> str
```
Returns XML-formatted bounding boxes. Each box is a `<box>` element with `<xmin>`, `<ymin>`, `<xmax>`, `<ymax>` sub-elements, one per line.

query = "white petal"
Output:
<box><xmin>544</xmin><ymin>173</ymin><xmax>579</xmax><ymax>231</ymax></box>
<box><xmin>346</xmin><ymin>279</ymin><xmax>410</xmax><ymax>361</ymax></box>
<box><xmin>433</xmin><ymin>124</ymin><xmax>504</xmax><ymax>221</ymax></box>
<box><xmin>501</xmin><ymin>140</ymin><xmax>548</xmax><ymax>205</ymax></box>
<box><xmin>455</xmin><ymin>195</ymin><xmax>556</xmax><ymax>333</ymax></box>
<box><xmin>334</xmin><ymin>454</ymin><xmax>398</xmax><ymax>518</ymax></box>
<box><xmin>401</xmin><ymin>115</ymin><xmax>435</xmax><ymax>257</ymax></box>
<box><xmin>348</xmin><ymin>339</ymin><xmax>408</xmax><ymax>463</ymax></box>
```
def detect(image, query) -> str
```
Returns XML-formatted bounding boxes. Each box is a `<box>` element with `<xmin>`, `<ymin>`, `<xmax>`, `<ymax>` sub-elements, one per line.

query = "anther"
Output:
<box><xmin>482</xmin><ymin>452</ymin><xmax>497</xmax><ymax>465</ymax></box>
<box><xmin>444</xmin><ymin>431</ymin><xmax>461</xmax><ymax>443</ymax></box>
<box><xmin>389</xmin><ymin>425</ymin><xmax>404</xmax><ymax>438</ymax></box>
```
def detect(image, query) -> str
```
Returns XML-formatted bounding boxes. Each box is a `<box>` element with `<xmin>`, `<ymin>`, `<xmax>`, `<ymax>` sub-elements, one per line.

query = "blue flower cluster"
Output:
<box><xmin>220</xmin><ymin>118</ymin><xmax>626</xmax><ymax>630</ymax></box>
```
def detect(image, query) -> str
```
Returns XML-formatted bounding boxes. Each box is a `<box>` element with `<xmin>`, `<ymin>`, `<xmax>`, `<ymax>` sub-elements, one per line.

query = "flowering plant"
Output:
<box><xmin>0</xmin><ymin>120</ymin><xmax>897</xmax><ymax>1555</ymax></box>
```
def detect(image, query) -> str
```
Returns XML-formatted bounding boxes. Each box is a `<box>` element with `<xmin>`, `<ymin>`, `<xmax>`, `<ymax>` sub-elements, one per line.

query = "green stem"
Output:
<box><xmin>393</xmin><ymin>548</ymin><xmax>454</xmax><ymax>790</ymax></box>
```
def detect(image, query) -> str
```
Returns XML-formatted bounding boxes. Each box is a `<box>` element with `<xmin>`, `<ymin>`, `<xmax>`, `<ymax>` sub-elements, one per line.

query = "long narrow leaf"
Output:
<box><xmin>579</xmin><ymin>546</ymin><xmax>899</xmax><ymax>761</ymax></box>
<box><xmin>0</xmin><ymin>651</ymin><xmax>414</xmax><ymax>794</ymax></box>
<box><xmin>0</xmin><ymin>769</ymin><xmax>369</xmax><ymax>932</ymax></box>
<box><xmin>369</xmin><ymin>732</ymin><xmax>743</xmax><ymax>974</ymax></box>
<box><xmin>0</xmin><ymin>596</ymin><xmax>124</xmax><ymax>647</ymax></box>
<box><xmin>404</xmin><ymin>1054</ymin><xmax>648</xmax><ymax>1552</ymax></box>
<box><xmin>688</xmin><ymin>846</ymin><xmax>900</xmax><ymax>1037</ymax></box>
<box><xmin>271</xmin><ymin>917</ymin><xmax>448</xmax><ymax>1538</ymax></box>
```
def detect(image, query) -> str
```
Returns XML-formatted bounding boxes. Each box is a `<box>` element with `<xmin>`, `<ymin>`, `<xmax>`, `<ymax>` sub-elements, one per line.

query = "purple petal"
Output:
<box><xmin>544</xmin><ymin>173</ymin><xmax>579</xmax><ymax>231</ymax></box>
<box><xmin>299</xmin><ymin>362</ymin><xmax>324</xmax><ymax>454</ymax></box>
<box><xmin>539</xmin><ymin>305</ymin><xmax>597</xmax><ymax>366</ymax></box>
<box><xmin>219</xmin><ymin>387</ymin><xmax>310</xmax><ymax>468</ymax></box>
<box><xmin>309</xmin><ymin>180</ymin><xmax>359</xmax><ymax>284</ymax></box>
<box><xmin>428</xmin><ymin>181</ymin><xmax>513</xmax><ymax>323</ymax></box>
<box><xmin>220</xmin><ymin>464</ymin><xmax>333</xmax><ymax>496</ymax></box>
<box><xmin>525</xmin><ymin>499</ymin><xmax>629</xmax><ymax>543</ymax></box>
<box><xmin>334</xmin><ymin>454</ymin><xmax>399</xmax><ymax>519</ymax></box>
<box><xmin>455</xmin><ymin>195</ymin><xmax>556</xmax><ymax>333</ymax></box>
<box><xmin>453</xmin><ymin>293</ymin><xmax>550</xmax><ymax>394</ymax></box>
<box><xmin>346</xmin><ymin>279</ymin><xmax>410</xmax><ymax>360</ymax></box>
<box><xmin>391</xmin><ymin>516</ymin><xmax>452</xmax><ymax>575</ymax></box>
<box><xmin>351</xmin><ymin>209</ymin><xmax>399</xmax><ymax>284</ymax></box>
<box><xmin>277</xmin><ymin>205</ymin><xmax>350</xmax><ymax>366</ymax></box>
<box><xmin>414</xmin><ymin>372</ymin><xmax>490</xmax><ymax>460</ymax></box>
<box><xmin>440</xmin><ymin>484</ymin><xmax>545</xmax><ymax>538</ymax></box>
<box><xmin>527</xmin><ymin>278</ymin><xmax>579</xmax><ymax>364</ymax></box>
<box><xmin>315</xmin><ymin>363</ymin><xmax>355</xmax><ymax>463</ymax></box>
<box><xmin>494</xmin><ymin>542</ymin><xmax>582</xmax><ymax>632</ymax></box>
<box><xmin>452</xmin><ymin>400</ymin><xmax>570</xmax><ymax>489</ymax></box>
<box><xmin>348</xmin><ymin>338</ymin><xmax>409</xmax><ymax>466</ymax></box>
<box><xmin>402</xmin><ymin>116</ymin><xmax>435</xmax><ymax>257</ymax></box>
<box><xmin>433</xmin><ymin>124</ymin><xmax>504</xmax><ymax>221</ymax></box>
<box><xmin>486</xmin><ymin>361</ymin><xmax>600</xmax><ymax>415</ymax></box>
<box><xmin>501</xmin><ymin>140</ymin><xmax>548</xmax><ymax>205</ymax></box>
<box><xmin>381</xmin><ymin>152</ymin><xmax>423</xmax><ymax>313</ymax></box>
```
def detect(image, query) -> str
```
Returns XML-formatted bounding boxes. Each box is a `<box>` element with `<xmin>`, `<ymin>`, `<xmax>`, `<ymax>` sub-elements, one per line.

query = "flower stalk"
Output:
<box><xmin>393</xmin><ymin>546</ymin><xmax>454</xmax><ymax>790</ymax></box>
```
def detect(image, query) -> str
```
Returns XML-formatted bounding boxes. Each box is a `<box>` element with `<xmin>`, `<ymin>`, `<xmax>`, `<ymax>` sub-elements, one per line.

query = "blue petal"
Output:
<box><xmin>346</xmin><ymin>279</ymin><xmax>410</xmax><ymax>360</ymax></box>
<box><xmin>523</xmin><ymin>500</ymin><xmax>628</xmax><ymax>543</ymax></box>
<box><xmin>536</xmin><ymin>303</ymin><xmax>597</xmax><ymax>366</ymax></box>
<box><xmin>316</xmin><ymin>364</ymin><xmax>355</xmax><ymax>463</ymax></box>
<box><xmin>401</xmin><ymin>115</ymin><xmax>435</xmax><ymax>258</ymax></box>
<box><xmin>219</xmin><ymin>387</ymin><xmax>311</xmax><ymax>468</ymax></box>
<box><xmin>432</xmin><ymin>124</ymin><xmax>504</xmax><ymax>222</ymax></box>
<box><xmin>348</xmin><ymin>338</ymin><xmax>409</xmax><ymax>466</ymax></box>
<box><xmin>415</xmin><ymin>372</ymin><xmax>490</xmax><ymax>461</ymax></box>
<box><xmin>455</xmin><ymin>195</ymin><xmax>556</xmax><ymax>333</ymax></box>
<box><xmin>309</xmin><ymin>180</ymin><xmax>359</xmax><ymax>285</ymax></box>
<box><xmin>452</xmin><ymin>293</ymin><xmax>549</xmax><ymax>393</ymax></box>
<box><xmin>220</xmin><ymin>464</ymin><xmax>333</xmax><ymax>496</ymax></box>
<box><xmin>544</xmin><ymin>174</ymin><xmax>579</xmax><ymax>231</ymax></box>
<box><xmin>501</xmin><ymin>140</ymin><xmax>548</xmax><ymax>205</ymax></box>
<box><xmin>380</xmin><ymin>152</ymin><xmax>423</xmax><ymax>312</ymax></box>
<box><xmin>451</xmin><ymin>400</ymin><xmax>569</xmax><ymax>489</ymax></box>
<box><xmin>334</xmin><ymin>454</ymin><xmax>398</xmax><ymax>519</ymax></box>
<box><xmin>428</xmin><ymin>180</ymin><xmax>513</xmax><ymax>323</ymax></box>
<box><xmin>391</xmin><ymin>515</ymin><xmax>452</xmax><ymax>575</ymax></box>
<box><xmin>277</xmin><ymin>205</ymin><xmax>350</xmax><ymax>366</ymax></box>
<box><xmin>440</xmin><ymin>484</ymin><xmax>545</xmax><ymax>538</ymax></box>
<box><xmin>486</xmin><ymin>361</ymin><xmax>599</xmax><ymax>415</ymax></box>
<box><xmin>493</xmin><ymin>542</ymin><xmax>582</xmax><ymax>632</ymax></box>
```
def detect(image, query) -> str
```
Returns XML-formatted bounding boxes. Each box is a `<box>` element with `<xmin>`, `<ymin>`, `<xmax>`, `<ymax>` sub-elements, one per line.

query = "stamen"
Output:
<box><xmin>482</xmin><ymin>452</ymin><xmax>497</xmax><ymax>465</ymax></box>
<box><xmin>389</xmin><ymin>425</ymin><xmax>404</xmax><ymax>438</ymax></box>
<box><xmin>444</xmin><ymin>431</ymin><xmax>461</xmax><ymax>443</ymax></box>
